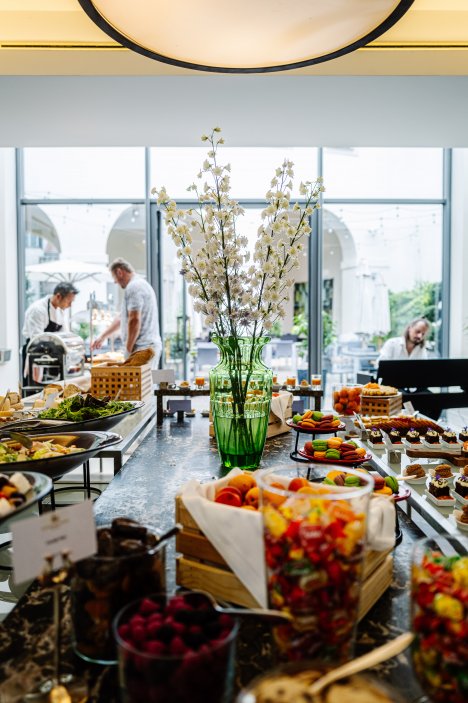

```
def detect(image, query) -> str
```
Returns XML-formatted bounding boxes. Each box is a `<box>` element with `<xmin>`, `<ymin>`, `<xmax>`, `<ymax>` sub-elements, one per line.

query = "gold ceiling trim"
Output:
<box><xmin>0</xmin><ymin>41</ymin><xmax>467</xmax><ymax>51</ymax></box>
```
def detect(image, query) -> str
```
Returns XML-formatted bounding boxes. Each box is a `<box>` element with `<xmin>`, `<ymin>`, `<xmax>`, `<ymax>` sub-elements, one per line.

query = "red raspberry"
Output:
<box><xmin>170</xmin><ymin>636</ymin><xmax>188</xmax><ymax>655</ymax></box>
<box><xmin>139</xmin><ymin>598</ymin><xmax>160</xmax><ymax>615</ymax></box>
<box><xmin>144</xmin><ymin>640</ymin><xmax>166</xmax><ymax>655</ymax></box>
<box><xmin>131</xmin><ymin>625</ymin><xmax>146</xmax><ymax>643</ymax></box>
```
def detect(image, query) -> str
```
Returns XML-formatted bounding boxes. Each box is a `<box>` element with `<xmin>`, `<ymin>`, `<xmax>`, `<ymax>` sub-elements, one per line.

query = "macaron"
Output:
<box><xmin>384</xmin><ymin>476</ymin><xmax>399</xmax><ymax>494</ymax></box>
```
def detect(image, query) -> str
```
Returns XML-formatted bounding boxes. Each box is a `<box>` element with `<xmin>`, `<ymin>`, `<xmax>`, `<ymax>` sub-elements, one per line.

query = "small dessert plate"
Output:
<box><xmin>451</xmin><ymin>489</ymin><xmax>468</xmax><ymax>506</ymax></box>
<box><xmin>402</xmin><ymin>474</ymin><xmax>427</xmax><ymax>485</ymax></box>
<box><xmin>453</xmin><ymin>509</ymin><xmax>468</xmax><ymax>531</ymax></box>
<box><xmin>367</xmin><ymin>440</ymin><xmax>386</xmax><ymax>451</ymax></box>
<box><xmin>421</xmin><ymin>438</ymin><xmax>442</xmax><ymax>449</ymax></box>
<box><xmin>424</xmin><ymin>490</ymin><xmax>456</xmax><ymax>507</ymax></box>
<box><xmin>200</xmin><ymin>409</ymin><xmax>210</xmax><ymax>417</ymax></box>
<box><xmin>440</xmin><ymin>439</ymin><xmax>462</xmax><ymax>450</ymax></box>
<box><xmin>402</xmin><ymin>438</ymin><xmax>422</xmax><ymax>449</ymax></box>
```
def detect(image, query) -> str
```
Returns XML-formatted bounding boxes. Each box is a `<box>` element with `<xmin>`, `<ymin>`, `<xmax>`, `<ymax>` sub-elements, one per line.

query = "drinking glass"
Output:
<box><xmin>411</xmin><ymin>534</ymin><xmax>468</xmax><ymax>703</ymax></box>
<box><xmin>257</xmin><ymin>465</ymin><xmax>373</xmax><ymax>663</ymax></box>
<box><xmin>195</xmin><ymin>376</ymin><xmax>205</xmax><ymax>388</ymax></box>
<box><xmin>311</xmin><ymin>374</ymin><xmax>322</xmax><ymax>388</ymax></box>
<box><xmin>114</xmin><ymin>592</ymin><xmax>239</xmax><ymax>703</ymax></box>
<box><xmin>286</xmin><ymin>376</ymin><xmax>297</xmax><ymax>390</ymax></box>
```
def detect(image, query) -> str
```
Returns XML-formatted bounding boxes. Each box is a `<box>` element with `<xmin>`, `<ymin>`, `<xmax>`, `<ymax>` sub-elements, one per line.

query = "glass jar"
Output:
<box><xmin>70</xmin><ymin>522</ymin><xmax>166</xmax><ymax>664</ymax></box>
<box><xmin>257</xmin><ymin>465</ymin><xmax>373</xmax><ymax>663</ymax></box>
<box><xmin>411</xmin><ymin>534</ymin><xmax>468</xmax><ymax>703</ymax></box>
<box><xmin>332</xmin><ymin>383</ymin><xmax>362</xmax><ymax>416</ymax></box>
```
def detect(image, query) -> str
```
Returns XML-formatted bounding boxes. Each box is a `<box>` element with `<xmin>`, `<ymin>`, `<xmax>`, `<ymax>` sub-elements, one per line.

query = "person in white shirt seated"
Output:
<box><xmin>378</xmin><ymin>317</ymin><xmax>431</xmax><ymax>363</ymax></box>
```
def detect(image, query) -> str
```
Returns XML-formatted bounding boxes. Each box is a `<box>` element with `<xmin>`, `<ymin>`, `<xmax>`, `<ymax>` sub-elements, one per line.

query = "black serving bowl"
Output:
<box><xmin>0</xmin><ymin>470</ymin><xmax>53</xmax><ymax>526</ymax></box>
<box><xmin>3</xmin><ymin>401</ymin><xmax>144</xmax><ymax>434</ymax></box>
<box><xmin>0</xmin><ymin>431</ymin><xmax>122</xmax><ymax>480</ymax></box>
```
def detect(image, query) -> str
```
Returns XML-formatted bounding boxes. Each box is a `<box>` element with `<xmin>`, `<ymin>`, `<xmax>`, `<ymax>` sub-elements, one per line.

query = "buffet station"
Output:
<box><xmin>0</xmin><ymin>374</ymin><xmax>466</xmax><ymax>703</ymax></box>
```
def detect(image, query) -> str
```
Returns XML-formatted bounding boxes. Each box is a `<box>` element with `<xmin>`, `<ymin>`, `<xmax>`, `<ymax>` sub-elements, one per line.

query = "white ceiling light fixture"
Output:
<box><xmin>78</xmin><ymin>0</ymin><xmax>415</xmax><ymax>73</ymax></box>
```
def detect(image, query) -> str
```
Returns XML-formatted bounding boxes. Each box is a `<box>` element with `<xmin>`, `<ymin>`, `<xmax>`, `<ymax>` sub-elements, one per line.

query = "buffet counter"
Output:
<box><xmin>0</xmin><ymin>416</ymin><xmax>432</xmax><ymax>703</ymax></box>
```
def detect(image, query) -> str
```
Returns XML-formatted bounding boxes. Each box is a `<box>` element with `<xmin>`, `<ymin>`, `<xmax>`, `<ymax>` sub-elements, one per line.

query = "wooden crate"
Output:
<box><xmin>361</xmin><ymin>393</ymin><xmax>402</xmax><ymax>417</ymax></box>
<box><xmin>90</xmin><ymin>363</ymin><xmax>152</xmax><ymax>401</ymax></box>
<box><xmin>175</xmin><ymin>495</ymin><xmax>393</xmax><ymax>616</ymax></box>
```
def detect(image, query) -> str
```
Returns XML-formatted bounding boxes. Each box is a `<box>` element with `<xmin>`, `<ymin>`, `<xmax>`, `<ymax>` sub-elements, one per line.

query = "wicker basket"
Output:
<box><xmin>90</xmin><ymin>363</ymin><xmax>152</xmax><ymax>401</ymax></box>
<box><xmin>361</xmin><ymin>393</ymin><xmax>402</xmax><ymax>417</ymax></box>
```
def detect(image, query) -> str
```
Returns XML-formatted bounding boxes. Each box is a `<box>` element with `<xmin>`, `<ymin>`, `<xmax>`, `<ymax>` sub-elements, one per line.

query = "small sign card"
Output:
<box><xmin>403</xmin><ymin>400</ymin><xmax>416</xmax><ymax>415</ymax></box>
<box><xmin>12</xmin><ymin>501</ymin><xmax>97</xmax><ymax>584</ymax></box>
<box><xmin>168</xmin><ymin>399</ymin><xmax>191</xmax><ymax>412</ymax></box>
<box><xmin>152</xmin><ymin>369</ymin><xmax>175</xmax><ymax>385</ymax></box>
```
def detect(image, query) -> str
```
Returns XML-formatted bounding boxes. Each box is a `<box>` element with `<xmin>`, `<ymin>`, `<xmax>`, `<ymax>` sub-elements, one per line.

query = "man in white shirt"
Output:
<box><xmin>378</xmin><ymin>318</ymin><xmax>431</xmax><ymax>363</ymax></box>
<box><xmin>22</xmin><ymin>282</ymin><xmax>78</xmax><ymax>341</ymax></box>
<box><xmin>92</xmin><ymin>258</ymin><xmax>162</xmax><ymax>366</ymax></box>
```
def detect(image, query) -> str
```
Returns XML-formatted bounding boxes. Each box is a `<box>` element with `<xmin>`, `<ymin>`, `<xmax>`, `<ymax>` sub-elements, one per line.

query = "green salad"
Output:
<box><xmin>38</xmin><ymin>394</ymin><xmax>134</xmax><ymax>422</ymax></box>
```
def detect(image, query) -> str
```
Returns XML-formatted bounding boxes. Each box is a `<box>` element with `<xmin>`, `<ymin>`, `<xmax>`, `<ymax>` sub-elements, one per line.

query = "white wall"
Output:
<box><xmin>0</xmin><ymin>149</ymin><xmax>19</xmax><ymax>388</ymax></box>
<box><xmin>0</xmin><ymin>76</ymin><xmax>467</xmax><ymax>147</ymax></box>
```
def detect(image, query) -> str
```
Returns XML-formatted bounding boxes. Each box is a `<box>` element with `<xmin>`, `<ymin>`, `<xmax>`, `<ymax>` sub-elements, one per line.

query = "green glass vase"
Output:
<box><xmin>210</xmin><ymin>336</ymin><xmax>273</xmax><ymax>471</ymax></box>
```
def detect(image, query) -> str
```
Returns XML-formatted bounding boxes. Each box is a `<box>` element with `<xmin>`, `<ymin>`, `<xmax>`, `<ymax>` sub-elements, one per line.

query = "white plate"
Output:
<box><xmin>402</xmin><ymin>437</ymin><xmax>423</xmax><ymax>448</ymax></box>
<box><xmin>440</xmin><ymin>438</ymin><xmax>462</xmax><ymax>449</ymax></box>
<box><xmin>367</xmin><ymin>440</ymin><xmax>386</xmax><ymax>451</ymax></box>
<box><xmin>424</xmin><ymin>489</ymin><xmax>456</xmax><ymax>507</ymax></box>
<box><xmin>402</xmin><ymin>474</ymin><xmax>427</xmax><ymax>485</ymax></box>
<box><xmin>421</xmin><ymin>438</ymin><xmax>442</xmax><ymax>449</ymax></box>
<box><xmin>453</xmin><ymin>510</ymin><xmax>468</xmax><ymax>531</ymax></box>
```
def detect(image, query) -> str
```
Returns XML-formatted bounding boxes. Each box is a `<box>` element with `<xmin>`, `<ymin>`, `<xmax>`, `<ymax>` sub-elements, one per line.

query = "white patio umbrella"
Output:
<box><xmin>26</xmin><ymin>259</ymin><xmax>110</xmax><ymax>283</ymax></box>
<box><xmin>355</xmin><ymin>269</ymin><xmax>391</xmax><ymax>337</ymax></box>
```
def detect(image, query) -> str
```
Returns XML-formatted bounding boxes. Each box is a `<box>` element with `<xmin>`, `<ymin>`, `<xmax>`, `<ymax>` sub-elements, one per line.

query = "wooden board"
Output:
<box><xmin>406</xmin><ymin>449</ymin><xmax>467</xmax><ymax>467</ymax></box>
<box><xmin>175</xmin><ymin>495</ymin><xmax>393</xmax><ymax>614</ymax></box>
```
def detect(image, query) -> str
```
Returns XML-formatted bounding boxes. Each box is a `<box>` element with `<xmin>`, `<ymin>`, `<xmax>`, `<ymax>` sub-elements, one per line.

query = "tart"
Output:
<box><xmin>441</xmin><ymin>429</ymin><xmax>458</xmax><ymax>444</ymax></box>
<box><xmin>369</xmin><ymin>428</ymin><xmax>384</xmax><ymax>445</ymax></box>
<box><xmin>424</xmin><ymin>429</ymin><xmax>440</xmax><ymax>444</ymax></box>
<box><xmin>454</xmin><ymin>474</ymin><xmax>468</xmax><ymax>499</ymax></box>
<box><xmin>406</xmin><ymin>429</ymin><xmax>421</xmax><ymax>444</ymax></box>
<box><xmin>427</xmin><ymin>475</ymin><xmax>451</xmax><ymax>499</ymax></box>
<box><xmin>388</xmin><ymin>428</ymin><xmax>402</xmax><ymax>444</ymax></box>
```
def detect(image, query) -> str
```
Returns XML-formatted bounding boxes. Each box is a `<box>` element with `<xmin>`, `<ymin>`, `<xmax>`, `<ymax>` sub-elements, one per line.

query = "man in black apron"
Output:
<box><xmin>22</xmin><ymin>281</ymin><xmax>79</xmax><ymax>382</ymax></box>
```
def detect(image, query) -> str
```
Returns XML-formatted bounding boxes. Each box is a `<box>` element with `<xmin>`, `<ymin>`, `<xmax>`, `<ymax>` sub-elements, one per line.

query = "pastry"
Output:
<box><xmin>179</xmin><ymin>380</ymin><xmax>190</xmax><ymax>388</ymax></box>
<box><xmin>369</xmin><ymin>428</ymin><xmax>384</xmax><ymax>445</ymax></box>
<box><xmin>427</xmin><ymin>475</ymin><xmax>451</xmax><ymax>499</ymax></box>
<box><xmin>441</xmin><ymin>429</ymin><xmax>458</xmax><ymax>444</ymax></box>
<box><xmin>406</xmin><ymin>429</ymin><xmax>420</xmax><ymax>444</ymax></box>
<box><xmin>388</xmin><ymin>428</ymin><xmax>402</xmax><ymax>444</ymax></box>
<box><xmin>404</xmin><ymin>464</ymin><xmax>426</xmax><ymax>479</ymax></box>
<box><xmin>459</xmin><ymin>427</ymin><xmax>468</xmax><ymax>442</ymax></box>
<box><xmin>429</xmin><ymin>464</ymin><xmax>453</xmax><ymax>480</ymax></box>
<box><xmin>424</xmin><ymin>429</ymin><xmax>440</xmax><ymax>444</ymax></box>
<box><xmin>300</xmin><ymin>379</ymin><xmax>309</xmax><ymax>388</ymax></box>
<box><xmin>459</xmin><ymin>505</ymin><xmax>468</xmax><ymax>523</ymax></box>
<box><xmin>454</xmin><ymin>473</ymin><xmax>468</xmax><ymax>499</ymax></box>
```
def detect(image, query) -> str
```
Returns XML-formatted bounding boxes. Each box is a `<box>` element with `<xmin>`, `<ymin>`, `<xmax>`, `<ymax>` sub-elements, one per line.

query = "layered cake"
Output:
<box><xmin>404</xmin><ymin>463</ymin><xmax>426</xmax><ymax>479</ymax></box>
<box><xmin>369</xmin><ymin>428</ymin><xmax>384</xmax><ymax>445</ymax></box>
<box><xmin>427</xmin><ymin>475</ymin><xmax>452</xmax><ymax>500</ymax></box>
<box><xmin>424</xmin><ymin>429</ymin><xmax>440</xmax><ymax>444</ymax></box>
<box><xmin>406</xmin><ymin>429</ymin><xmax>421</xmax><ymax>444</ymax></box>
<box><xmin>441</xmin><ymin>429</ymin><xmax>458</xmax><ymax>444</ymax></box>
<box><xmin>454</xmin><ymin>473</ymin><xmax>468</xmax><ymax>499</ymax></box>
<box><xmin>429</xmin><ymin>464</ymin><xmax>453</xmax><ymax>480</ymax></box>
<box><xmin>459</xmin><ymin>427</ymin><xmax>468</xmax><ymax>442</ymax></box>
<box><xmin>388</xmin><ymin>428</ymin><xmax>402</xmax><ymax>444</ymax></box>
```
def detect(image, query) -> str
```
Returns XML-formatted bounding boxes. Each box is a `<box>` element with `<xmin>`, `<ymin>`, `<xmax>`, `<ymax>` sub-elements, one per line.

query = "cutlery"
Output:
<box><xmin>0</xmin><ymin>388</ymin><xmax>10</xmax><ymax>412</ymax></box>
<box><xmin>191</xmin><ymin>589</ymin><xmax>293</xmax><ymax>625</ymax></box>
<box><xmin>307</xmin><ymin>631</ymin><xmax>414</xmax><ymax>697</ymax></box>
<box><xmin>9</xmin><ymin>430</ymin><xmax>33</xmax><ymax>449</ymax></box>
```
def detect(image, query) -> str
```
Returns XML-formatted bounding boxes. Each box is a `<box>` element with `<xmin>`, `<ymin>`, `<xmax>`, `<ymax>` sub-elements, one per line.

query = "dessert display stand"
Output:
<box><xmin>288</xmin><ymin>422</ymin><xmax>345</xmax><ymax>463</ymax></box>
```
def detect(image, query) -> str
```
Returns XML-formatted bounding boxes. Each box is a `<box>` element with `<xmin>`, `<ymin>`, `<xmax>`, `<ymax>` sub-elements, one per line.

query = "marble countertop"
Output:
<box><xmin>0</xmin><ymin>416</ymin><xmax>427</xmax><ymax>702</ymax></box>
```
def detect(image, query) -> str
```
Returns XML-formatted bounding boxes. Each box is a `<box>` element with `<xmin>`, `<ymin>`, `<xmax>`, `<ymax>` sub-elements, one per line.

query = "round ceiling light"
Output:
<box><xmin>79</xmin><ymin>0</ymin><xmax>414</xmax><ymax>73</ymax></box>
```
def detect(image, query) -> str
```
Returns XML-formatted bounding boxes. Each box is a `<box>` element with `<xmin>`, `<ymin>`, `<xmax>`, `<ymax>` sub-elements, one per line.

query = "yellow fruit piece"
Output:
<box><xmin>433</xmin><ymin>593</ymin><xmax>463</xmax><ymax>622</ymax></box>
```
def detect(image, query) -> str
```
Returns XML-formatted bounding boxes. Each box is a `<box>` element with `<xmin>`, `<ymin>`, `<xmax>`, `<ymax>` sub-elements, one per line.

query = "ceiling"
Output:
<box><xmin>0</xmin><ymin>0</ymin><xmax>467</xmax><ymax>75</ymax></box>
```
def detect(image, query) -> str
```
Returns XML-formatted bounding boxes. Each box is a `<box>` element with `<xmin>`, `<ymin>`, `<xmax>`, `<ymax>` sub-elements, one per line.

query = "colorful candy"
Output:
<box><xmin>259</xmin><ymin>470</ymin><xmax>372</xmax><ymax>663</ymax></box>
<box><xmin>412</xmin><ymin>551</ymin><xmax>468</xmax><ymax>703</ymax></box>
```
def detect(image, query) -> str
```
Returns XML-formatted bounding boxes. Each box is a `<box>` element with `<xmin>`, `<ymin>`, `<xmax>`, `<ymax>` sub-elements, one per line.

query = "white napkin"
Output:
<box><xmin>367</xmin><ymin>496</ymin><xmax>396</xmax><ymax>551</ymax></box>
<box><xmin>180</xmin><ymin>471</ymin><xmax>395</xmax><ymax>608</ymax></box>
<box><xmin>270</xmin><ymin>391</ymin><xmax>292</xmax><ymax>424</ymax></box>
<box><xmin>180</xmin><ymin>469</ymin><xmax>267</xmax><ymax>607</ymax></box>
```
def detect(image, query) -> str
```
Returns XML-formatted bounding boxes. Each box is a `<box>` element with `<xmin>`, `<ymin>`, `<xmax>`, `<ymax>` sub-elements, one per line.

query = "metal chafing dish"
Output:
<box><xmin>24</xmin><ymin>332</ymin><xmax>86</xmax><ymax>393</ymax></box>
